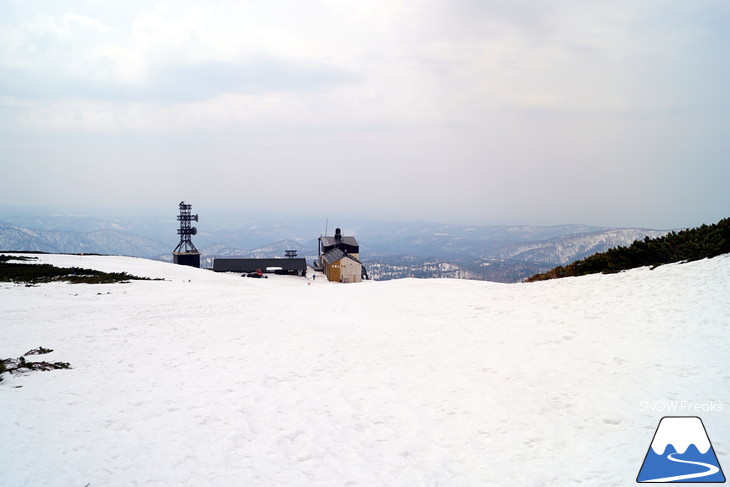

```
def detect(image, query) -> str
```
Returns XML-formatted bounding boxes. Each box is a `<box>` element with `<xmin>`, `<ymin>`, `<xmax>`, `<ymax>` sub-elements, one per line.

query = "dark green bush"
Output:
<box><xmin>0</xmin><ymin>260</ymin><xmax>155</xmax><ymax>285</ymax></box>
<box><xmin>527</xmin><ymin>217</ymin><xmax>730</xmax><ymax>282</ymax></box>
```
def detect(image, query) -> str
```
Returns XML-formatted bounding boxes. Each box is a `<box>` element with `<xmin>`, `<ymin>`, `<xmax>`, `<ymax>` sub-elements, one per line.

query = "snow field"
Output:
<box><xmin>1</xmin><ymin>253</ymin><xmax>729</xmax><ymax>486</ymax></box>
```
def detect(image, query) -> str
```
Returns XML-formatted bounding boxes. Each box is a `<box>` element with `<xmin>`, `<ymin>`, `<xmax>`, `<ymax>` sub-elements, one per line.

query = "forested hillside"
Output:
<box><xmin>527</xmin><ymin>218</ymin><xmax>730</xmax><ymax>282</ymax></box>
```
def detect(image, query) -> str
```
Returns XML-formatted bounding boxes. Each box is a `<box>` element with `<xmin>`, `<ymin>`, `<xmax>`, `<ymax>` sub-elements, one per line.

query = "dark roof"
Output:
<box><xmin>319</xmin><ymin>235</ymin><xmax>359</xmax><ymax>248</ymax></box>
<box><xmin>213</xmin><ymin>258</ymin><xmax>307</xmax><ymax>273</ymax></box>
<box><xmin>321</xmin><ymin>249</ymin><xmax>362</xmax><ymax>266</ymax></box>
<box><xmin>321</xmin><ymin>248</ymin><xmax>344</xmax><ymax>265</ymax></box>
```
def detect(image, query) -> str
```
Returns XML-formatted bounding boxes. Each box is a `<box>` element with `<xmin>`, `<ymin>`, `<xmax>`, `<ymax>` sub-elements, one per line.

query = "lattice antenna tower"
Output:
<box><xmin>174</xmin><ymin>201</ymin><xmax>199</xmax><ymax>253</ymax></box>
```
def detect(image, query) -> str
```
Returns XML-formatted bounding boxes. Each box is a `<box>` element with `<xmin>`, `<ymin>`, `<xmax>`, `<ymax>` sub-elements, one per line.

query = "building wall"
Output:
<box><xmin>326</xmin><ymin>257</ymin><xmax>361</xmax><ymax>283</ymax></box>
<box><xmin>326</xmin><ymin>262</ymin><xmax>341</xmax><ymax>282</ymax></box>
<box><xmin>213</xmin><ymin>258</ymin><xmax>306</xmax><ymax>275</ymax></box>
<box><xmin>173</xmin><ymin>252</ymin><xmax>200</xmax><ymax>268</ymax></box>
<box><xmin>340</xmin><ymin>258</ymin><xmax>362</xmax><ymax>283</ymax></box>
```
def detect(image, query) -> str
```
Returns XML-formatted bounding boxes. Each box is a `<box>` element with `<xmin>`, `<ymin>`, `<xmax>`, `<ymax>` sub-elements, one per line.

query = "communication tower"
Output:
<box><xmin>173</xmin><ymin>201</ymin><xmax>201</xmax><ymax>268</ymax></box>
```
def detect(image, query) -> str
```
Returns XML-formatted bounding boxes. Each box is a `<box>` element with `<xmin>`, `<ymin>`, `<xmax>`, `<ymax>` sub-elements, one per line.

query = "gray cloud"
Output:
<box><xmin>1</xmin><ymin>0</ymin><xmax>729</xmax><ymax>229</ymax></box>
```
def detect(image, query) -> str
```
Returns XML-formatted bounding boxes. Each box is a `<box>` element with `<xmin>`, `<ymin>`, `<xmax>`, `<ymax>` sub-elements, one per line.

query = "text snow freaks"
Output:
<box><xmin>640</xmin><ymin>401</ymin><xmax>724</xmax><ymax>413</ymax></box>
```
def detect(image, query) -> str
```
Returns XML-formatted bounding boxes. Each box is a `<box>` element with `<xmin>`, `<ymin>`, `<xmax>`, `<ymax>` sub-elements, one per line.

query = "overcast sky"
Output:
<box><xmin>1</xmin><ymin>0</ymin><xmax>728</xmax><ymax>228</ymax></box>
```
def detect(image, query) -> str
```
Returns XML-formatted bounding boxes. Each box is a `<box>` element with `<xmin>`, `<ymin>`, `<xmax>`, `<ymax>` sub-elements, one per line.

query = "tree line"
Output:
<box><xmin>526</xmin><ymin>217</ymin><xmax>730</xmax><ymax>282</ymax></box>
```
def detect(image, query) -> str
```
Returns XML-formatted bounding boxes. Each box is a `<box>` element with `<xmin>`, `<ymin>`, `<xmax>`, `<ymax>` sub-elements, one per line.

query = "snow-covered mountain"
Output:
<box><xmin>489</xmin><ymin>228</ymin><xmax>671</xmax><ymax>264</ymax></box>
<box><xmin>0</xmin><ymin>221</ymin><xmax>167</xmax><ymax>257</ymax></box>
<box><xmin>2</xmin><ymin>252</ymin><xmax>728</xmax><ymax>486</ymax></box>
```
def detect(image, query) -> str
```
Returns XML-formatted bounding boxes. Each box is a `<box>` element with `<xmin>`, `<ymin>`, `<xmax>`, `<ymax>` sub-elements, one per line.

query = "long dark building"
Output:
<box><xmin>213</xmin><ymin>258</ymin><xmax>307</xmax><ymax>276</ymax></box>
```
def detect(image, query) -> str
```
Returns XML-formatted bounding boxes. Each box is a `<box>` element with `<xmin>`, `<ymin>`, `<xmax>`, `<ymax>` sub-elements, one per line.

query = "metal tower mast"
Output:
<box><xmin>172</xmin><ymin>201</ymin><xmax>201</xmax><ymax>267</ymax></box>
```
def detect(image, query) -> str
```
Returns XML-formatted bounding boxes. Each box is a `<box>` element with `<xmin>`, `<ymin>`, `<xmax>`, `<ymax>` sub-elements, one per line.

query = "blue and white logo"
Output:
<box><xmin>637</xmin><ymin>416</ymin><xmax>725</xmax><ymax>483</ymax></box>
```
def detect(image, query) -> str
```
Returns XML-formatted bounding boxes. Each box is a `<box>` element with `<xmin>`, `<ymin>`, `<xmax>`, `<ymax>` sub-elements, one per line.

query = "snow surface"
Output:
<box><xmin>2</xmin><ymin>253</ymin><xmax>729</xmax><ymax>486</ymax></box>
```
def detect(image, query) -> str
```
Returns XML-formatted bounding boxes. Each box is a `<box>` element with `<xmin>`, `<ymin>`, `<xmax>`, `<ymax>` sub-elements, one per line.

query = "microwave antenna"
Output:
<box><xmin>172</xmin><ymin>200</ymin><xmax>201</xmax><ymax>267</ymax></box>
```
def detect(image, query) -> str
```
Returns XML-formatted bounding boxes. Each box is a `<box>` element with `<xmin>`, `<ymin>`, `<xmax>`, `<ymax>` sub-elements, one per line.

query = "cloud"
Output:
<box><xmin>0</xmin><ymin>59</ymin><xmax>358</xmax><ymax>104</ymax></box>
<box><xmin>0</xmin><ymin>3</ymin><xmax>360</xmax><ymax>109</ymax></box>
<box><xmin>1</xmin><ymin>0</ymin><xmax>729</xmax><ymax>227</ymax></box>
<box><xmin>150</xmin><ymin>59</ymin><xmax>358</xmax><ymax>101</ymax></box>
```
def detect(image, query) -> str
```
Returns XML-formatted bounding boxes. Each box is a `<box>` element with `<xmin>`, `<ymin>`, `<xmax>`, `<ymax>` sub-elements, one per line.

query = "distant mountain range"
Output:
<box><xmin>0</xmin><ymin>221</ymin><xmax>167</xmax><ymax>258</ymax></box>
<box><xmin>0</xmin><ymin>213</ymin><xmax>671</xmax><ymax>282</ymax></box>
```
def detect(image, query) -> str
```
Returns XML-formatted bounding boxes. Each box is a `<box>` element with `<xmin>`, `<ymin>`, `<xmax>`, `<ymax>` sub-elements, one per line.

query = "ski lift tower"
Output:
<box><xmin>172</xmin><ymin>201</ymin><xmax>200</xmax><ymax>268</ymax></box>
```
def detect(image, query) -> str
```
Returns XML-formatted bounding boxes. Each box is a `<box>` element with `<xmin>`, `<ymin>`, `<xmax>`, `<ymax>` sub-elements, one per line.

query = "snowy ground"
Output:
<box><xmin>2</xmin><ymin>253</ymin><xmax>729</xmax><ymax>486</ymax></box>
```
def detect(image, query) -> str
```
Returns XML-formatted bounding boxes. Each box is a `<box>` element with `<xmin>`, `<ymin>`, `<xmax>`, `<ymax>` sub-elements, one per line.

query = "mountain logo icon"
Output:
<box><xmin>637</xmin><ymin>416</ymin><xmax>726</xmax><ymax>483</ymax></box>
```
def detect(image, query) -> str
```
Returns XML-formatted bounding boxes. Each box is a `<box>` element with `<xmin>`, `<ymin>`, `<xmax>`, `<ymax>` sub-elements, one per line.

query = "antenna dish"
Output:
<box><xmin>191</xmin><ymin>227</ymin><xmax>197</xmax><ymax>236</ymax></box>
